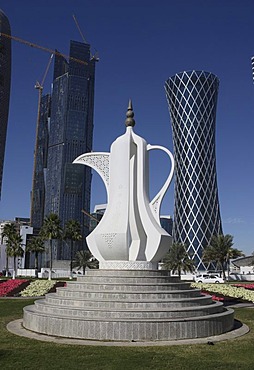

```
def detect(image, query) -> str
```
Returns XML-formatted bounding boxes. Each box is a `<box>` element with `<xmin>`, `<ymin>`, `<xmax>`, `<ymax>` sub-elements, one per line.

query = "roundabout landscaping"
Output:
<box><xmin>1</xmin><ymin>278</ymin><xmax>254</xmax><ymax>304</ymax></box>
<box><xmin>1</xmin><ymin>278</ymin><xmax>254</xmax><ymax>369</ymax></box>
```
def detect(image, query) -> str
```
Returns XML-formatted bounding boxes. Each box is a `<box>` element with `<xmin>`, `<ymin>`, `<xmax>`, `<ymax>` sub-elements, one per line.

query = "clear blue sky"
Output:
<box><xmin>0</xmin><ymin>0</ymin><xmax>253</xmax><ymax>255</ymax></box>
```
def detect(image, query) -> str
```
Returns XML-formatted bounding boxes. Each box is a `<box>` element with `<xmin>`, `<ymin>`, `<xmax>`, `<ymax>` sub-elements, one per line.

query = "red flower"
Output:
<box><xmin>0</xmin><ymin>279</ymin><xmax>29</xmax><ymax>297</ymax></box>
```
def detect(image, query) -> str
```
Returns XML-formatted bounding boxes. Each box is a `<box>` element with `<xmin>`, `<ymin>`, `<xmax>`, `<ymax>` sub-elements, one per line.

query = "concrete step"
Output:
<box><xmin>82</xmin><ymin>269</ymin><xmax>173</xmax><ymax>278</ymax></box>
<box><xmin>23</xmin><ymin>305</ymin><xmax>234</xmax><ymax>341</ymax></box>
<box><xmin>77</xmin><ymin>275</ymin><xmax>180</xmax><ymax>284</ymax></box>
<box><xmin>34</xmin><ymin>299</ymin><xmax>224</xmax><ymax>319</ymax></box>
<box><xmin>44</xmin><ymin>293</ymin><xmax>213</xmax><ymax>309</ymax></box>
<box><xmin>65</xmin><ymin>281</ymin><xmax>191</xmax><ymax>292</ymax></box>
<box><xmin>55</xmin><ymin>287</ymin><xmax>201</xmax><ymax>300</ymax></box>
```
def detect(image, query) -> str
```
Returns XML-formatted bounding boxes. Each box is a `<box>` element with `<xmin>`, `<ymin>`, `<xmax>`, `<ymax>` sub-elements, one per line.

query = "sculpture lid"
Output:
<box><xmin>125</xmin><ymin>99</ymin><xmax>135</xmax><ymax>127</ymax></box>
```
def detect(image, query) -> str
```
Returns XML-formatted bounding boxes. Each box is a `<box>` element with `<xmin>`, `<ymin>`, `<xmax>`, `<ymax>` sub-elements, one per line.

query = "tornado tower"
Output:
<box><xmin>165</xmin><ymin>71</ymin><xmax>222</xmax><ymax>270</ymax></box>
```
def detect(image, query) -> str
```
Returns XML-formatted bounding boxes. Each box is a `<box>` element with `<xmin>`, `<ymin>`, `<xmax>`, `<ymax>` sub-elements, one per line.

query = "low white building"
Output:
<box><xmin>230</xmin><ymin>256</ymin><xmax>254</xmax><ymax>281</ymax></box>
<box><xmin>0</xmin><ymin>218</ymin><xmax>33</xmax><ymax>274</ymax></box>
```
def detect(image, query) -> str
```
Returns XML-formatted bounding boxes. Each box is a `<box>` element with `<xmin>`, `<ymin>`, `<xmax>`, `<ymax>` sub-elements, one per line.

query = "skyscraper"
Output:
<box><xmin>0</xmin><ymin>9</ymin><xmax>11</xmax><ymax>200</ymax></box>
<box><xmin>42</xmin><ymin>40</ymin><xmax>97</xmax><ymax>259</ymax></box>
<box><xmin>30</xmin><ymin>94</ymin><xmax>51</xmax><ymax>230</ymax></box>
<box><xmin>31</xmin><ymin>41</ymin><xmax>97</xmax><ymax>260</ymax></box>
<box><xmin>165</xmin><ymin>71</ymin><xmax>222</xmax><ymax>270</ymax></box>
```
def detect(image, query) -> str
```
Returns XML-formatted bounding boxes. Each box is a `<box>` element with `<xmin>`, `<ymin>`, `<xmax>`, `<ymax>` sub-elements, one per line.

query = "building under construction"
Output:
<box><xmin>30</xmin><ymin>40</ymin><xmax>98</xmax><ymax>260</ymax></box>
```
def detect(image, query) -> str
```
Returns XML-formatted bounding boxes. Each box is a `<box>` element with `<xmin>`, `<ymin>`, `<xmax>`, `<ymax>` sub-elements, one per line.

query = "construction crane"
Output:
<box><xmin>73</xmin><ymin>14</ymin><xmax>88</xmax><ymax>44</ymax></box>
<box><xmin>35</xmin><ymin>53</ymin><xmax>54</xmax><ymax>95</ymax></box>
<box><xmin>81</xmin><ymin>209</ymin><xmax>100</xmax><ymax>224</ymax></box>
<box><xmin>0</xmin><ymin>32</ymin><xmax>88</xmax><ymax>65</ymax></box>
<box><xmin>72</xmin><ymin>15</ymin><xmax>99</xmax><ymax>62</ymax></box>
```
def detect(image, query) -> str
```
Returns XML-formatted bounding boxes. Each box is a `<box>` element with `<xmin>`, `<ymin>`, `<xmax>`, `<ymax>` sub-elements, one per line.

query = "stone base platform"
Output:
<box><xmin>23</xmin><ymin>269</ymin><xmax>234</xmax><ymax>342</ymax></box>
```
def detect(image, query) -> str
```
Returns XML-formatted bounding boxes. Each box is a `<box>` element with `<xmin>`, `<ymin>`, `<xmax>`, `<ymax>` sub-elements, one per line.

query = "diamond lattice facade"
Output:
<box><xmin>165</xmin><ymin>71</ymin><xmax>222</xmax><ymax>270</ymax></box>
<box><xmin>0</xmin><ymin>9</ymin><xmax>11</xmax><ymax>200</ymax></box>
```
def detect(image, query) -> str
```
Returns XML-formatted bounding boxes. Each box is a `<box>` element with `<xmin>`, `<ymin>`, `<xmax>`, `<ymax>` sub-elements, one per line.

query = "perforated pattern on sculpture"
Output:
<box><xmin>101</xmin><ymin>233</ymin><xmax>117</xmax><ymax>249</ymax></box>
<box><xmin>80</xmin><ymin>154</ymin><xmax>109</xmax><ymax>186</ymax></box>
<box><xmin>99</xmin><ymin>261</ymin><xmax>157</xmax><ymax>270</ymax></box>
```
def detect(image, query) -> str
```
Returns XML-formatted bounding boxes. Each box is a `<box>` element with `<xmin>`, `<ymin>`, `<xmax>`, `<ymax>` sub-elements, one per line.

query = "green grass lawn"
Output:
<box><xmin>1</xmin><ymin>299</ymin><xmax>254</xmax><ymax>370</ymax></box>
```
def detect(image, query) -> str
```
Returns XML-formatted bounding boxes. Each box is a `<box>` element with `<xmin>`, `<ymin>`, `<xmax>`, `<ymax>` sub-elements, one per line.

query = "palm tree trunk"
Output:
<box><xmin>70</xmin><ymin>240</ymin><xmax>73</xmax><ymax>279</ymax></box>
<box><xmin>5</xmin><ymin>253</ymin><xmax>9</xmax><ymax>277</ymax></box>
<box><xmin>48</xmin><ymin>239</ymin><xmax>52</xmax><ymax>280</ymax></box>
<box><xmin>35</xmin><ymin>251</ymin><xmax>38</xmax><ymax>270</ymax></box>
<box><xmin>226</xmin><ymin>257</ymin><xmax>230</xmax><ymax>282</ymax></box>
<box><xmin>35</xmin><ymin>252</ymin><xmax>38</xmax><ymax>278</ymax></box>
<box><xmin>220</xmin><ymin>260</ymin><xmax>226</xmax><ymax>280</ymax></box>
<box><xmin>13</xmin><ymin>256</ymin><xmax>16</xmax><ymax>279</ymax></box>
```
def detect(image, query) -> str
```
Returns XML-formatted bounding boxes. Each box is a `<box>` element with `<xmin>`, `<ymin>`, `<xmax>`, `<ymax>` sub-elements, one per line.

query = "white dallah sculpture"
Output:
<box><xmin>73</xmin><ymin>101</ymin><xmax>174</xmax><ymax>269</ymax></box>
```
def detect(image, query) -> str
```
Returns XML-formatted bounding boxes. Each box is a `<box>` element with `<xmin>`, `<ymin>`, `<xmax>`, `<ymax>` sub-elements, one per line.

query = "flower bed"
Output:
<box><xmin>20</xmin><ymin>280</ymin><xmax>56</xmax><ymax>297</ymax></box>
<box><xmin>19</xmin><ymin>280</ymin><xmax>66</xmax><ymax>297</ymax></box>
<box><xmin>233</xmin><ymin>283</ymin><xmax>254</xmax><ymax>290</ymax></box>
<box><xmin>191</xmin><ymin>282</ymin><xmax>254</xmax><ymax>303</ymax></box>
<box><xmin>0</xmin><ymin>279</ymin><xmax>30</xmax><ymax>297</ymax></box>
<box><xmin>201</xmin><ymin>291</ymin><xmax>224</xmax><ymax>301</ymax></box>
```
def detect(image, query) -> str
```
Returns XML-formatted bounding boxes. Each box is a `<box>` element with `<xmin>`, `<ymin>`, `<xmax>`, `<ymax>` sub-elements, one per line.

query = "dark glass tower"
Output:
<box><xmin>44</xmin><ymin>40</ymin><xmax>97</xmax><ymax>259</ymax></box>
<box><xmin>30</xmin><ymin>94</ymin><xmax>51</xmax><ymax>230</ymax></box>
<box><xmin>0</xmin><ymin>9</ymin><xmax>11</xmax><ymax>200</ymax></box>
<box><xmin>165</xmin><ymin>71</ymin><xmax>222</xmax><ymax>270</ymax></box>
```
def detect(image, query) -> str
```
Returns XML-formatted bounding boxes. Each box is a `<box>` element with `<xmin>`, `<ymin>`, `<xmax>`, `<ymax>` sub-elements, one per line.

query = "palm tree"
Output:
<box><xmin>202</xmin><ymin>234</ymin><xmax>244</xmax><ymax>280</ymax></box>
<box><xmin>40</xmin><ymin>213</ymin><xmax>62</xmax><ymax>280</ymax></box>
<box><xmin>63</xmin><ymin>220</ymin><xmax>82</xmax><ymax>279</ymax></box>
<box><xmin>1</xmin><ymin>223</ymin><xmax>17</xmax><ymax>277</ymax></box>
<box><xmin>73</xmin><ymin>250</ymin><xmax>98</xmax><ymax>275</ymax></box>
<box><xmin>162</xmin><ymin>242</ymin><xmax>195</xmax><ymax>278</ymax></box>
<box><xmin>26</xmin><ymin>236</ymin><xmax>45</xmax><ymax>276</ymax></box>
<box><xmin>6</xmin><ymin>232</ymin><xmax>24</xmax><ymax>279</ymax></box>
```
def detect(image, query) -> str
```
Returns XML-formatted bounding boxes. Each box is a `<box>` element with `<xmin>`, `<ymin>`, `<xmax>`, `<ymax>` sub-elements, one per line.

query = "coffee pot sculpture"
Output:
<box><xmin>73</xmin><ymin>101</ymin><xmax>174</xmax><ymax>269</ymax></box>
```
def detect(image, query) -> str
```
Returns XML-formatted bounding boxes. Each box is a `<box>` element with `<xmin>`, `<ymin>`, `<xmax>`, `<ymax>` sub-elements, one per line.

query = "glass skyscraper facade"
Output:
<box><xmin>0</xmin><ymin>9</ymin><xmax>11</xmax><ymax>200</ymax></box>
<box><xmin>31</xmin><ymin>40</ymin><xmax>97</xmax><ymax>260</ymax></box>
<box><xmin>165</xmin><ymin>71</ymin><xmax>222</xmax><ymax>270</ymax></box>
<box><xmin>30</xmin><ymin>94</ymin><xmax>51</xmax><ymax>230</ymax></box>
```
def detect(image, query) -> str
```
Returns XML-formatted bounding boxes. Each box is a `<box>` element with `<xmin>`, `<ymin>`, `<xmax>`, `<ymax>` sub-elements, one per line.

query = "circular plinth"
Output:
<box><xmin>22</xmin><ymin>269</ymin><xmax>235</xmax><ymax>342</ymax></box>
<box><xmin>8</xmin><ymin>319</ymin><xmax>248</xmax><ymax>346</ymax></box>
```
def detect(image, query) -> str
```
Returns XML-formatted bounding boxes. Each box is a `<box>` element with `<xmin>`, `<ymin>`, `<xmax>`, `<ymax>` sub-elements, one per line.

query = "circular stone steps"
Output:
<box><xmin>23</xmin><ymin>269</ymin><xmax>234</xmax><ymax>341</ymax></box>
<box><xmin>66</xmin><ymin>281</ymin><xmax>192</xmax><ymax>291</ymax></box>
<box><xmin>55</xmin><ymin>287</ymin><xmax>201</xmax><ymax>300</ymax></box>
<box><xmin>44</xmin><ymin>293</ymin><xmax>214</xmax><ymax>308</ymax></box>
<box><xmin>76</xmin><ymin>275</ymin><xmax>179</xmax><ymax>284</ymax></box>
<box><xmin>33</xmin><ymin>299</ymin><xmax>224</xmax><ymax>319</ymax></box>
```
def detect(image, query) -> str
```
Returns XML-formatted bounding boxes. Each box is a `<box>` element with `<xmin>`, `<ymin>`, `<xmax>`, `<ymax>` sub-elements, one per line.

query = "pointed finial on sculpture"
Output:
<box><xmin>125</xmin><ymin>99</ymin><xmax>136</xmax><ymax>127</ymax></box>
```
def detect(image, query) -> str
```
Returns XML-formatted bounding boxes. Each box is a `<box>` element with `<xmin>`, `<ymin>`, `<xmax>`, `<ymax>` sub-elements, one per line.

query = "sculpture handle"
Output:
<box><xmin>147</xmin><ymin>144</ymin><xmax>174</xmax><ymax>224</ymax></box>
